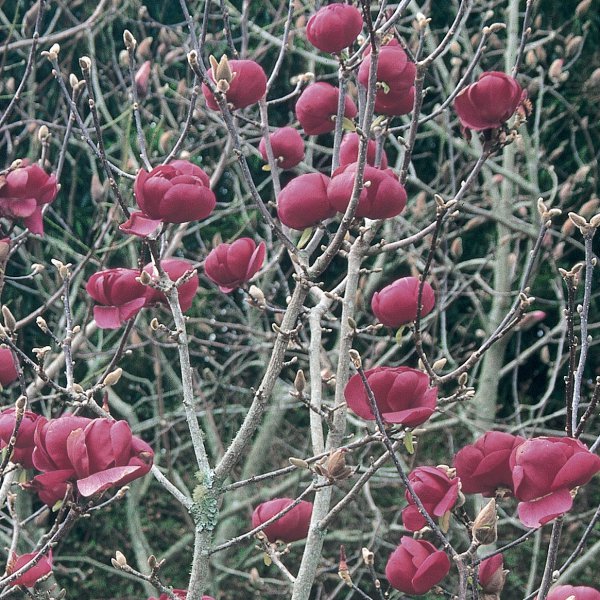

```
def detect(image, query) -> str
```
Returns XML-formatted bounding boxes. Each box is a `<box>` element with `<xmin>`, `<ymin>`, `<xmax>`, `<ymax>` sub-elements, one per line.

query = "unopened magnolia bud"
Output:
<box><xmin>362</xmin><ymin>547</ymin><xmax>374</xmax><ymax>566</ymax></box>
<box><xmin>72</xmin><ymin>383</ymin><xmax>84</xmax><ymax>394</ymax></box>
<box><xmin>15</xmin><ymin>395</ymin><xmax>27</xmax><ymax>411</ymax></box>
<box><xmin>114</xmin><ymin>551</ymin><xmax>127</xmax><ymax>567</ymax></box>
<box><xmin>103</xmin><ymin>368</ymin><xmax>123</xmax><ymax>387</ymax></box>
<box><xmin>36</xmin><ymin>316</ymin><xmax>49</xmax><ymax>332</ymax></box>
<box><xmin>289</xmin><ymin>457</ymin><xmax>310</xmax><ymax>469</ymax></box>
<box><xmin>123</xmin><ymin>29</ymin><xmax>137</xmax><ymax>50</ymax></box>
<box><xmin>2</xmin><ymin>306</ymin><xmax>16</xmax><ymax>332</ymax></box>
<box><xmin>349</xmin><ymin>349</ymin><xmax>362</xmax><ymax>369</ymax></box>
<box><xmin>248</xmin><ymin>285</ymin><xmax>266</xmax><ymax>308</ymax></box>
<box><xmin>72</xmin><ymin>325</ymin><xmax>81</xmax><ymax>334</ymax></box>
<box><xmin>79</xmin><ymin>56</ymin><xmax>91</xmax><ymax>70</ymax></box>
<box><xmin>150</xmin><ymin>318</ymin><xmax>160</xmax><ymax>331</ymax></box>
<box><xmin>32</xmin><ymin>346</ymin><xmax>51</xmax><ymax>360</ymax></box>
<box><xmin>147</xmin><ymin>554</ymin><xmax>157</xmax><ymax>569</ymax></box>
<box><xmin>138</xmin><ymin>270</ymin><xmax>152</xmax><ymax>285</ymax></box>
<box><xmin>458</xmin><ymin>372</ymin><xmax>468</xmax><ymax>386</ymax></box>
<box><xmin>187</xmin><ymin>50</ymin><xmax>198</xmax><ymax>67</ymax></box>
<box><xmin>472</xmin><ymin>498</ymin><xmax>497</xmax><ymax>545</ymax></box>
<box><xmin>38</xmin><ymin>125</ymin><xmax>49</xmax><ymax>141</ymax></box>
<box><xmin>69</xmin><ymin>73</ymin><xmax>79</xmax><ymax>88</ymax></box>
<box><xmin>294</xmin><ymin>369</ymin><xmax>306</xmax><ymax>394</ymax></box>
<box><xmin>432</xmin><ymin>357</ymin><xmax>447</xmax><ymax>372</ymax></box>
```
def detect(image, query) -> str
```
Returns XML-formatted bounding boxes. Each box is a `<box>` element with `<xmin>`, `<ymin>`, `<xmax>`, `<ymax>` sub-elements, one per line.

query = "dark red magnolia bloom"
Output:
<box><xmin>7</xmin><ymin>550</ymin><xmax>52</xmax><ymax>588</ymax></box>
<box><xmin>0</xmin><ymin>346</ymin><xmax>18</xmax><ymax>386</ymax></box>
<box><xmin>148</xmin><ymin>591</ymin><xmax>215</xmax><ymax>600</ymax></box>
<box><xmin>358</xmin><ymin>45</ymin><xmax>416</xmax><ymax>116</ymax></box>
<box><xmin>259</xmin><ymin>127</ymin><xmax>305</xmax><ymax>170</ymax></box>
<box><xmin>339</xmin><ymin>133</ymin><xmax>388</xmax><ymax>168</ymax></box>
<box><xmin>277</xmin><ymin>173</ymin><xmax>335</xmax><ymax>230</ymax></box>
<box><xmin>0</xmin><ymin>162</ymin><xmax>58</xmax><ymax>235</ymax></box>
<box><xmin>86</xmin><ymin>268</ymin><xmax>147</xmax><ymax>329</ymax></box>
<box><xmin>31</xmin><ymin>416</ymin><xmax>153</xmax><ymax>505</ymax></box>
<box><xmin>204</xmin><ymin>238</ymin><xmax>266</xmax><ymax>293</ymax></box>
<box><xmin>0</xmin><ymin>408</ymin><xmax>40</xmax><ymax>469</ymax></box>
<box><xmin>251</xmin><ymin>498</ymin><xmax>313</xmax><ymax>543</ymax></box>
<box><xmin>478</xmin><ymin>554</ymin><xmax>506</xmax><ymax>597</ymax></box>
<box><xmin>402</xmin><ymin>466</ymin><xmax>460</xmax><ymax>531</ymax></box>
<box><xmin>371</xmin><ymin>276</ymin><xmax>435</xmax><ymax>327</ymax></box>
<box><xmin>143</xmin><ymin>259</ymin><xmax>199</xmax><ymax>312</ymax></box>
<box><xmin>345</xmin><ymin>366</ymin><xmax>437</xmax><ymax>427</ymax></box>
<box><xmin>124</xmin><ymin>160</ymin><xmax>216</xmax><ymax>236</ymax></box>
<box><xmin>202</xmin><ymin>59</ymin><xmax>267</xmax><ymax>110</ymax></box>
<box><xmin>454</xmin><ymin>431</ymin><xmax>525</xmax><ymax>497</ymax></box>
<box><xmin>454</xmin><ymin>71</ymin><xmax>523</xmax><ymax>131</ymax></box>
<box><xmin>509</xmin><ymin>437</ymin><xmax>600</xmax><ymax>528</ymax></box>
<box><xmin>545</xmin><ymin>585</ymin><xmax>600</xmax><ymax>600</ymax></box>
<box><xmin>135</xmin><ymin>60</ymin><xmax>151</xmax><ymax>98</ymax></box>
<box><xmin>327</xmin><ymin>163</ymin><xmax>407</xmax><ymax>219</ymax></box>
<box><xmin>385</xmin><ymin>536</ymin><xmax>451</xmax><ymax>595</ymax></box>
<box><xmin>306</xmin><ymin>3</ymin><xmax>363</xmax><ymax>54</ymax></box>
<box><xmin>295</xmin><ymin>82</ymin><xmax>357</xmax><ymax>135</ymax></box>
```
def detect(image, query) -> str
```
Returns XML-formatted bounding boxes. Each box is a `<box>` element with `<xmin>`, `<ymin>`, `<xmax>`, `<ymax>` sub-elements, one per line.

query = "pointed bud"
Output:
<box><xmin>294</xmin><ymin>369</ymin><xmax>306</xmax><ymax>394</ymax></box>
<box><xmin>103</xmin><ymin>368</ymin><xmax>123</xmax><ymax>387</ymax></box>
<box><xmin>2</xmin><ymin>306</ymin><xmax>16</xmax><ymax>332</ymax></box>
<box><xmin>79</xmin><ymin>56</ymin><xmax>92</xmax><ymax>71</ymax></box>
<box><xmin>349</xmin><ymin>349</ymin><xmax>362</xmax><ymax>370</ymax></box>
<box><xmin>114</xmin><ymin>551</ymin><xmax>127</xmax><ymax>567</ymax></box>
<box><xmin>472</xmin><ymin>499</ymin><xmax>497</xmax><ymax>545</ymax></box>
<box><xmin>123</xmin><ymin>29</ymin><xmax>137</xmax><ymax>50</ymax></box>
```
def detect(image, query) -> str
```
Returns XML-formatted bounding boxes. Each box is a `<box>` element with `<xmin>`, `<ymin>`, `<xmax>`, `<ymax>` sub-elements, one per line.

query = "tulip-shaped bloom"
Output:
<box><xmin>0</xmin><ymin>408</ymin><xmax>40</xmax><ymax>469</ymax></box>
<box><xmin>402</xmin><ymin>466</ymin><xmax>460</xmax><ymax>531</ymax></box>
<box><xmin>358</xmin><ymin>45</ymin><xmax>416</xmax><ymax>116</ymax></box>
<box><xmin>259</xmin><ymin>127</ymin><xmax>305</xmax><ymax>170</ymax></box>
<box><xmin>509</xmin><ymin>437</ymin><xmax>600</xmax><ymax>528</ymax></box>
<box><xmin>0</xmin><ymin>162</ymin><xmax>58</xmax><ymax>235</ymax></box>
<box><xmin>148</xmin><ymin>592</ymin><xmax>215</xmax><ymax>600</ymax></box>
<box><xmin>123</xmin><ymin>160</ymin><xmax>216</xmax><ymax>236</ymax></box>
<box><xmin>339</xmin><ymin>133</ymin><xmax>388</xmax><ymax>168</ymax></box>
<box><xmin>143</xmin><ymin>259</ymin><xmax>199</xmax><ymax>312</ymax></box>
<box><xmin>454</xmin><ymin>431</ymin><xmax>525</xmax><ymax>497</ymax></box>
<box><xmin>86</xmin><ymin>268</ymin><xmax>148</xmax><ymax>329</ymax></box>
<box><xmin>135</xmin><ymin>60</ymin><xmax>151</xmax><ymax>98</ymax></box>
<box><xmin>0</xmin><ymin>346</ymin><xmax>18</xmax><ymax>386</ymax></box>
<box><xmin>204</xmin><ymin>238</ymin><xmax>266</xmax><ymax>293</ymax></box>
<box><xmin>202</xmin><ymin>59</ymin><xmax>267</xmax><ymax>110</ymax></box>
<box><xmin>345</xmin><ymin>366</ymin><xmax>437</xmax><ymax>427</ymax></box>
<box><xmin>371</xmin><ymin>277</ymin><xmax>435</xmax><ymax>327</ymax></box>
<box><xmin>478</xmin><ymin>554</ymin><xmax>507</xmax><ymax>599</ymax></box>
<box><xmin>454</xmin><ymin>71</ymin><xmax>523</xmax><ymax>131</ymax></box>
<box><xmin>295</xmin><ymin>82</ymin><xmax>358</xmax><ymax>135</ymax></box>
<box><xmin>251</xmin><ymin>498</ymin><xmax>313</xmax><ymax>543</ymax></box>
<box><xmin>277</xmin><ymin>173</ymin><xmax>335</xmax><ymax>230</ymax></box>
<box><xmin>327</xmin><ymin>163</ymin><xmax>407</xmax><ymax>219</ymax></box>
<box><xmin>306</xmin><ymin>4</ymin><xmax>363</xmax><ymax>54</ymax></box>
<box><xmin>31</xmin><ymin>416</ymin><xmax>154</xmax><ymax>505</ymax></box>
<box><xmin>385</xmin><ymin>536</ymin><xmax>451</xmax><ymax>595</ymax></box>
<box><xmin>545</xmin><ymin>586</ymin><xmax>600</xmax><ymax>600</ymax></box>
<box><xmin>7</xmin><ymin>550</ymin><xmax>52</xmax><ymax>588</ymax></box>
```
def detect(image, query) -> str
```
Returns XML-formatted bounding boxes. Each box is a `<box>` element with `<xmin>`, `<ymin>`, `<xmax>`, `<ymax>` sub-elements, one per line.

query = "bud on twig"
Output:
<box><xmin>103</xmin><ymin>368</ymin><xmax>123</xmax><ymax>387</ymax></box>
<box><xmin>2</xmin><ymin>306</ymin><xmax>16</xmax><ymax>333</ymax></box>
<box><xmin>38</xmin><ymin>125</ymin><xmax>49</xmax><ymax>142</ymax></box>
<box><xmin>362</xmin><ymin>547</ymin><xmax>374</xmax><ymax>566</ymax></box>
<box><xmin>349</xmin><ymin>349</ymin><xmax>362</xmax><ymax>370</ymax></box>
<box><xmin>123</xmin><ymin>29</ymin><xmax>137</xmax><ymax>50</ymax></box>
<box><xmin>113</xmin><ymin>551</ymin><xmax>127</xmax><ymax>568</ymax></box>
<box><xmin>472</xmin><ymin>499</ymin><xmax>497</xmax><ymax>545</ymax></box>
<box><xmin>294</xmin><ymin>369</ymin><xmax>306</xmax><ymax>394</ymax></box>
<box><xmin>338</xmin><ymin>545</ymin><xmax>352</xmax><ymax>587</ymax></box>
<box><xmin>79</xmin><ymin>56</ymin><xmax>92</xmax><ymax>71</ymax></box>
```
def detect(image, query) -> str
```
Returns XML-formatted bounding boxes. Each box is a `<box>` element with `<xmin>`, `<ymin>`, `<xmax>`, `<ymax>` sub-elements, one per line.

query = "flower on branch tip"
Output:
<box><xmin>454</xmin><ymin>71</ymin><xmax>524</xmax><ymax>132</ymax></box>
<box><xmin>202</xmin><ymin>59</ymin><xmax>266</xmax><ymax>110</ymax></box>
<box><xmin>509</xmin><ymin>436</ymin><xmax>600</xmax><ymax>528</ymax></box>
<box><xmin>542</xmin><ymin>585</ymin><xmax>600</xmax><ymax>600</ymax></box>
<box><xmin>295</xmin><ymin>82</ymin><xmax>357</xmax><ymax>135</ymax></box>
<box><xmin>30</xmin><ymin>416</ymin><xmax>154</xmax><ymax>506</ymax></box>
<box><xmin>277</xmin><ymin>173</ymin><xmax>335</xmax><ymax>230</ymax></box>
<box><xmin>0</xmin><ymin>162</ymin><xmax>58</xmax><ymax>235</ymax></box>
<box><xmin>259</xmin><ymin>127</ymin><xmax>305</xmax><ymax>170</ymax></box>
<box><xmin>371</xmin><ymin>276</ymin><xmax>435</xmax><ymax>328</ymax></box>
<box><xmin>385</xmin><ymin>536</ymin><xmax>450</xmax><ymax>595</ymax></box>
<box><xmin>478</xmin><ymin>554</ymin><xmax>507</xmax><ymax>599</ymax></box>
<box><xmin>344</xmin><ymin>366</ymin><xmax>437</xmax><ymax>428</ymax></box>
<box><xmin>0</xmin><ymin>408</ymin><xmax>40</xmax><ymax>469</ymax></box>
<box><xmin>7</xmin><ymin>550</ymin><xmax>53</xmax><ymax>588</ymax></box>
<box><xmin>306</xmin><ymin>4</ymin><xmax>363</xmax><ymax>54</ymax></box>
<box><xmin>251</xmin><ymin>497</ymin><xmax>313</xmax><ymax>543</ymax></box>
<box><xmin>204</xmin><ymin>238</ymin><xmax>266</xmax><ymax>293</ymax></box>
<box><xmin>339</xmin><ymin>132</ymin><xmax>388</xmax><ymax>169</ymax></box>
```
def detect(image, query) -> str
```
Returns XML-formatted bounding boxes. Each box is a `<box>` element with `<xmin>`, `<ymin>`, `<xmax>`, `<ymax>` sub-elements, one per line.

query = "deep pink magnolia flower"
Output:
<box><xmin>339</xmin><ymin>133</ymin><xmax>388</xmax><ymax>168</ymax></box>
<box><xmin>306</xmin><ymin>4</ymin><xmax>363</xmax><ymax>54</ymax></box>
<box><xmin>0</xmin><ymin>162</ymin><xmax>58</xmax><ymax>235</ymax></box>
<box><xmin>277</xmin><ymin>173</ymin><xmax>335</xmax><ymax>230</ymax></box>
<box><xmin>385</xmin><ymin>536</ymin><xmax>451</xmax><ymax>595</ymax></box>
<box><xmin>371</xmin><ymin>276</ymin><xmax>435</xmax><ymax>328</ymax></box>
<box><xmin>31</xmin><ymin>416</ymin><xmax>154</xmax><ymax>505</ymax></box>
<box><xmin>86</xmin><ymin>268</ymin><xmax>148</xmax><ymax>329</ymax></box>
<box><xmin>454</xmin><ymin>431</ymin><xmax>525</xmax><ymax>497</ymax></box>
<box><xmin>143</xmin><ymin>259</ymin><xmax>199</xmax><ymax>312</ymax></box>
<box><xmin>148</xmin><ymin>591</ymin><xmax>215</xmax><ymax>600</ymax></box>
<box><xmin>0</xmin><ymin>408</ymin><xmax>40</xmax><ymax>469</ymax></box>
<box><xmin>358</xmin><ymin>45</ymin><xmax>416</xmax><ymax>116</ymax></box>
<box><xmin>0</xmin><ymin>346</ymin><xmax>18</xmax><ymax>386</ymax></box>
<box><xmin>259</xmin><ymin>127</ymin><xmax>305</xmax><ymax>170</ymax></box>
<box><xmin>327</xmin><ymin>163</ymin><xmax>407</xmax><ymax>219</ymax></box>
<box><xmin>545</xmin><ymin>585</ymin><xmax>600</xmax><ymax>600</ymax></box>
<box><xmin>454</xmin><ymin>71</ymin><xmax>523</xmax><ymax>131</ymax></box>
<box><xmin>135</xmin><ymin>60</ymin><xmax>151</xmax><ymax>98</ymax></box>
<box><xmin>402</xmin><ymin>466</ymin><xmax>460</xmax><ymax>531</ymax></box>
<box><xmin>251</xmin><ymin>498</ymin><xmax>313</xmax><ymax>543</ymax></box>
<box><xmin>345</xmin><ymin>366</ymin><xmax>437</xmax><ymax>427</ymax></box>
<box><xmin>204</xmin><ymin>238</ymin><xmax>266</xmax><ymax>293</ymax></box>
<box><xmin>478</xmin><ymin>554</ymin><xmax>506</xmax><ymax>597</ymax></box>
<box><xmin>202</xmin><ymin>59</ymin><xmax>267</xmax><ymax>110</ymax></box>
<box><xmin>295</xmin><ymin>82</ymin><xmax>358</xmax><ymax>135</ymax></box>
<box><xmin>510</xmin><ymin>437</ymin><xmax>600</xmax><ymax>528</ymax></box>
<box><xmin>7</xmin><ymin>550</ymin><xmax>52</xmax><ymax>588</ymax></box>
<box><xmin>123</xmin><ymin>160</ymin><xmax>216</xmax><ymax>236</ymax></box>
